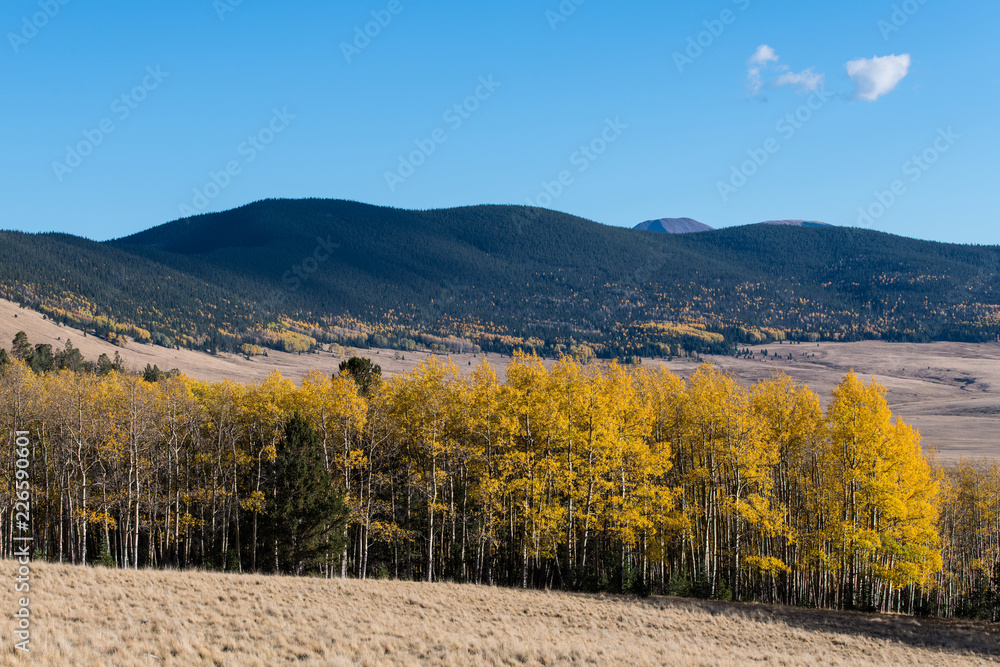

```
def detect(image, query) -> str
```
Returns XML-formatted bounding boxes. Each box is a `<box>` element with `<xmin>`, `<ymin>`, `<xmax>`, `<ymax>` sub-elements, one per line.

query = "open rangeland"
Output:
<box><xmin>4</xmin><ymin>562</ymin><xmax>998</xmax><ymax>666</ymax></box>
<box><xmin>3</xmin><ymin>296</ymin><xmax>999</xmax><ymax>459</ymax></box>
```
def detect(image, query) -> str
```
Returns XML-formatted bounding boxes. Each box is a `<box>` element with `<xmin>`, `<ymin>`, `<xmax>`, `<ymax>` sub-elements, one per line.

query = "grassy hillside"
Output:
<box><xmin>9</xmin><ymin>561</ymin><xmax>996</xmax><ymax>666</ymax></box>
<box><xmin>3</xmin><ymin>198</ymin><xmax>1000</xmax><ymax>357</ymax></box>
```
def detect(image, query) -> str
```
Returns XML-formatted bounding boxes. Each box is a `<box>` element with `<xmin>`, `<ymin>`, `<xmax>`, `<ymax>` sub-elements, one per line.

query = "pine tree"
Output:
<box><xmin>262</xmin><ymin>413</ymin><xmax>350</xmax><ymax>575</ymax></box>
<box><xmin>143</xmin><ymin>364</ymin><xmax>163</xmax><ymax>383</ymax></box>
<box><xmin>11</xmin><ymin>331</ymin><xmax>32</xmax><ymax>361</ymax></box>
<box><xmin>339</xmin><ymin>357</ymin><xmax>382</xmax><ymax>397</ymax></box>
<box><xmin>29</xmin><ymin>343</ymin><xmax>54</xmax><ymax>373</ymax></box>
<box><xmin>55</xmin><ymin>339</ymin><xmax>86</xmax><ymax>373</ymax></box>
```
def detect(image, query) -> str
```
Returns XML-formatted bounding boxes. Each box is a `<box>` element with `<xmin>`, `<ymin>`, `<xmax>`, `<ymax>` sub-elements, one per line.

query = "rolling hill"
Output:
<box><xmin>2</xmin><ymin>198</ymin><xmax>1000</xmax><ymax>358</ymax></box>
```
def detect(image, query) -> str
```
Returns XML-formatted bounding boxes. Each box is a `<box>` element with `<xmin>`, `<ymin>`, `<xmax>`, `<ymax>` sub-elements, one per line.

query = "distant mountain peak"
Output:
<box><xmin>634</xmin><ymin>218</ymin><xmax>714</xmax><ymax>234</ymax></box>
<box><xmin>756</xmin><ymin>220</ymin><xmax>831</xmax><ymax>228</ymax></box>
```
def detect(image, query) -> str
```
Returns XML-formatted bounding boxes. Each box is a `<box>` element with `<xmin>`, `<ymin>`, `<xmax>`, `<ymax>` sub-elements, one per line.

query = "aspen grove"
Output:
<box><xmin>1</xmin><ymin>353</ymin><xmax>998</xmax><ymax>619</ymax></box>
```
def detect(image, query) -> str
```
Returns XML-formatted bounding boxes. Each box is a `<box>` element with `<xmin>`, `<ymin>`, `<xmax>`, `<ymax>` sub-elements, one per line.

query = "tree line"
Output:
<box><xmin>0</xmin><ymin>349</ymin><xmax>998</xmax><ymax>620</ymax></box>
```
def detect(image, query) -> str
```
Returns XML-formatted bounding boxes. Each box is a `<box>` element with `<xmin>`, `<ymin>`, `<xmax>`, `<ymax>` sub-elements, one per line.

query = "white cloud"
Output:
<box><xmin>747</xmin><ymin>45</ymin><xmax>779</xmax><ymax>95</ymax></box>
<box><xmin>846</xmin><ymin>54</ymin><xmax>911</xmax><ymax>101</ymax></box>
<box><xmin>749</xmin><ymin>44</ymin><xmax>779</xmax><ymax>66</ymax></box>
<box><xmin>747</xmin><ymin>67</ymin><xmax>763</xmax><ymax>95</ymax></box>
<box><xmin>775</xmin><ymin>68</ymin><xmax>825</xmax><ymax>92</ymax></box>
<box><xmin>747</xmin><ymin>45</ymin><xmax>824</xmax><ymax>96</ymax></box>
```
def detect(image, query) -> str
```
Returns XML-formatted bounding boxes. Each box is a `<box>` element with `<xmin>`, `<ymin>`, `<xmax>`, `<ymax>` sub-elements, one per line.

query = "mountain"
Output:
<box><xmin>2</xmin><ymin>198</ymin><xmax>1000</xmax><ymax>359</ymax></box>
<box><xmin>758</xmin><ymin>220</ymin><xmax>831</xmax><ymax>228</ymax></box>
<box><xmin>634</xmin><ymin>218</ymin><xmax>714</xmax><ymax>234</ymax></box>
<box><xmin>634</xmin><ymin>218</ymin><xmax>832</xmax><ymax>233</ymax></box>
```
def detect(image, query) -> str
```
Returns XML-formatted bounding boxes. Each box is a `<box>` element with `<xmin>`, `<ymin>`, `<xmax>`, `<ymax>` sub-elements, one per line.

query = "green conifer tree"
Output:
<box><xmin>262</xmin><ymin>413</ymin><xmax>349</xmax><ymax>575</ymax></box>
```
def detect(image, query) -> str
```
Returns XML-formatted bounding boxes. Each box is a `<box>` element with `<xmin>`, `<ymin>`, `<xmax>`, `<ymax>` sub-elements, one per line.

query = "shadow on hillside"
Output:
<box><xmin>639</xmin><ymin>596</ymin><xmax>999</xmax><ymax>659</ymax></box>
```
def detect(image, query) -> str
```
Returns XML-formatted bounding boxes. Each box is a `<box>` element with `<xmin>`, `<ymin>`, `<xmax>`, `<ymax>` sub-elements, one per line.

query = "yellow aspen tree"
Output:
<box><xmin>190</xmin><ymin>378</ymin><xmax>248</xmax><ymax>569</ymax></box>
<box><xmin>570</xmin><ymin>360</ymin><xmax>616</xmax><ymax>585</ymax></box>
<box><xmin>352</xmin><ymin>380</ymin><xmax>397</xmax><ymax>580</ymax></box>
<box><xmin>751</xmin><ymin>373</ymin><xmax>824</xmax><ymax>604</ymax></box>
<box><xmin>870</xmin><ymin>418</ymin><xmax>941</xmax><ymax>608</ymax></box>
<box><xmin>634</xmin><ymin>365</ymin><xmax>685</xmax><ymax>589</ymax></box>
<box><xmin>682</xmin><ymin>364</ymin><xmax>737</xmax><ymax>593</ymax></box>
<box><xmin>461</xmin><ymin>358</ymin><xmax>505</xmax><ymax>585</ymax></box>
<box><xmin>824</xmin><ymin>372</ymin><xmax>942</xmax><ymax>610</ymax></box>
<box><xmin>389</xmin><ymin>357</ymin><xmax>459</xmax><ymax>582</ymax></box>
<box><xmin>46</xmin><ymin>370</ymin><xmax>104</xmax><ymax>565</ymax></box>
<box><xmin>711</xmin><ymin>369</ymin><xmax>766</xmax><ymax>601</ymax></box>
<box><xmin>241</xmin><ymin>371</ymin><xmax>297</xmax><ymax>572</ymax></box>
<box><xmin>502</xmin><ymin>351</ymin><xmax>562</xmax><ymax>588</ymax></box>
<box><xmin>88</xmin><ymin>372</ymin><xmax>157</xmax><ymax>570</ymax></box>
<box><xmin>601</xmin><ymin>362</ymin><xmax>658</xmax><ymax>592</ymax></box>
<box><xmin>824</xmin><ymin>371</ymin><xmax>888</xmax><ymax>607</ymax></box>
<box><xmin>156</xmin><ymin>375</ymin><xmax>205</xmax><ymax>568</ymax></box>
<box><xmin>547</xmin><ymin>355</ymin><xmax>594</xmax><ymax>588</ymax></box>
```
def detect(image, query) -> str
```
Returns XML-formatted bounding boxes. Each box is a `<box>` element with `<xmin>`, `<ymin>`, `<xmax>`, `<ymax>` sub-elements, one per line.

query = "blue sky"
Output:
<box><xmin>1</xmin><ymin>1</ymin><xmax>997</xmax><ymax>243</ymax></box>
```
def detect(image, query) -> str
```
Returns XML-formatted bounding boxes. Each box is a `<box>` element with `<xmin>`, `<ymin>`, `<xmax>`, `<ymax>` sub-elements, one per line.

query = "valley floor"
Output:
<box><xmin>3</xmin><ymin>561</ymin><xmax>997</xmax><ymax>666</ymax></box>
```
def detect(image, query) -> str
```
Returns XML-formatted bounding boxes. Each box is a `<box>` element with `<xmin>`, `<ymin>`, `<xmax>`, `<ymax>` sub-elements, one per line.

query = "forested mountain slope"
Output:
<box><xmin>1</xmin><ymin>198</ymin><xmax>999</xmax><ymax>357</ymax></box>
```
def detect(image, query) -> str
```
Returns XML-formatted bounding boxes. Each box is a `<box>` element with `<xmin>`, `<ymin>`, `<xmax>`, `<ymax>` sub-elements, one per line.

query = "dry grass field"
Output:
<box><xmin>3</xmin><ymin>296</ymin><xmax>999</xmax><ymax>459</ymax></box>
<box><xmin>2</xmin><ymin>561</ymin><xmax>997</xmax><ymax>666</ymax></box>
<box><xmin>660</xmin><ymin>341</ymin><xmax>1000</xmax><ymax>461</ymax></box>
